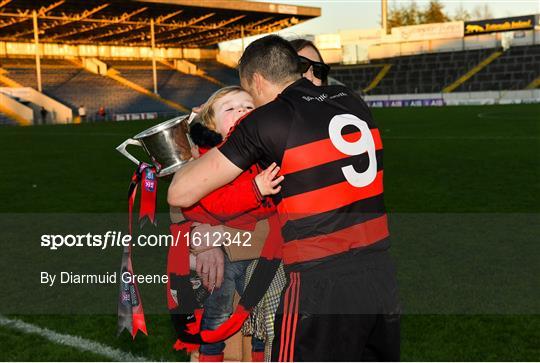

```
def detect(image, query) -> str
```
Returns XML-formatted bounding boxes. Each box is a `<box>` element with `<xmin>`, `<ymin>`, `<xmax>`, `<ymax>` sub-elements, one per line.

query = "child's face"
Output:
<box><xmin>213</xmin><ymin>91</ymin><xmax>254</xmax><ymax>138</ymax></box>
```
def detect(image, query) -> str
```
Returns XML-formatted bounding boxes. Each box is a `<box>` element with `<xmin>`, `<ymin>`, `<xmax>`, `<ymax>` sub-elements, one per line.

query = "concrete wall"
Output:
<box><xmin>0</xmin><ymin>91</ymin><xmax>33</xmax><ymax>125</ymax></box>
<box><xmin>216</xmin><ymin>51</ymin><xmax>241</xmax><ymax>68</ymax></box>
<box><xmin>0</xmin><ymin>41</ymin><xmax>217</xmax><ymax>60</ymax></box>
<box><xmin>320</xmin><ymin>48</ymin><xmax>343</xmax><ymax>64</ymax></box>
<box><xmin>174</xmin><ymin>59</ymin><xmax>198</xmax><ymax>74</ymax></box>
<box><xmin>366</xmin><ymin>29</ymin><xmax>540</xmax><ymax>61</ymax></box>
<box><xmin>82</xmin><ymin>58</ymin><xmax>108</xmax><ymax>75</ymax></box>
<box><xmin>0</xmin><ymin>87</ymin><xmax>73</xmax><ymax>123</ymax></box>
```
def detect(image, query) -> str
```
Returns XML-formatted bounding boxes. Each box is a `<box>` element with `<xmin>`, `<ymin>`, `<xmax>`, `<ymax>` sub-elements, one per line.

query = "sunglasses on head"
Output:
<box><xmin>297</xmin><ymin>55</ymin><xmax>330</xmax><ymax>82</ymax></box>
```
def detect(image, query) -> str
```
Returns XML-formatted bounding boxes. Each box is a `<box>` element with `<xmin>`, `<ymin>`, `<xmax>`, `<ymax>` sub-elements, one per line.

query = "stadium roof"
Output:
<box><xmin>0</xmin><ymin>0</ymin><xmax>320</xmax><ymax>48</ymax></box>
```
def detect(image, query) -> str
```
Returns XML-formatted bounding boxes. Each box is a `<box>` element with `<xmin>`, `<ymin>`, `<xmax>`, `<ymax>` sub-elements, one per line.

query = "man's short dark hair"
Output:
<box><xmin>238</xmin><ymin>35</ymin><xmax>300</xmax><ymax>85</ymax></box>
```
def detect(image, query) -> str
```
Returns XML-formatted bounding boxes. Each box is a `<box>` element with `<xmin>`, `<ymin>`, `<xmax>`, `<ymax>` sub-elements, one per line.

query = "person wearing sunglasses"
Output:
<box><xmin>236</xmin><ymin>39</ymin><xmax>332</xmax><ymax>360</ymax></box>
<box><xmin>290</xmin><ymin>38</ymin><xmax>331</xmax><ymax>86</ymax></box>
<box><xmin>169</xmin><ymin>35</ymin><xmax>400</xmax><ymax>362</ymax></box>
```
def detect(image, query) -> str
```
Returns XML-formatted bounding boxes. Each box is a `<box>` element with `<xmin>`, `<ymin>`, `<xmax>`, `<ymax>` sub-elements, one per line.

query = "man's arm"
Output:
<box><xmin>167</xmin><ymin>148</ymin><xmax>243</xmax><ymax>208</ymax></box>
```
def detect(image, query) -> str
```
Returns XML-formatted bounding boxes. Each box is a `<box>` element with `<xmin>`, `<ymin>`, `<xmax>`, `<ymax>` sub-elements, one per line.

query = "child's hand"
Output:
<box><xmin>255</xmin><ymin>162</ymin><xmax>284</xmax><ymax>196</ymax></box>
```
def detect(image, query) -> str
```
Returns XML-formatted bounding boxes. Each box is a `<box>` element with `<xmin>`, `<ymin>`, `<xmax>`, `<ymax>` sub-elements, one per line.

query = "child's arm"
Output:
<box><xmin>198</xmin><ymin>176</ymin><xmax>263</xmax><ymax>220</ymax></box>
<box><xmin>199</xmin><ymin>163</ymin><xmax>283</xmax><ymax>221</ymax></box>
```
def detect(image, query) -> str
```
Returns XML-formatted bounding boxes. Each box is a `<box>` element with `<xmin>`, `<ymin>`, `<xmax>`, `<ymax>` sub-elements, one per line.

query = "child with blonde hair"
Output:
<box><xmin>173</xmin><ymin>86</ymin><xmax>283</xmax><ymax>362</ymax></box>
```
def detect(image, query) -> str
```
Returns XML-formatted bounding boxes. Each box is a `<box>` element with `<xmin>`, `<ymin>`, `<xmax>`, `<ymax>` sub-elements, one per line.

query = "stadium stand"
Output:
<box><xmin>192</xmin><ymin>60</ymin><xmax>240</xmax><ymax>85</ymax></box>
<box><xmin>328</xmin><ymin>65</ymin><xmax>383</xmax><ymax>94</ymax></box>
<box><xmin>455</xmin><ymin>45</ymin><xmax>540</xmax><ymax>92</ymax></box>
<box><xmin>0</xmin><ymin>57</ymin><xmax>236</xmax><ymax>120</ymax></box>
<box><xmin>105</xmin><ymin>60</ymin><xmax>222</xmax><ymax>108</ymax></box>
<box><xmin>2</xmin><ymin>43</ymin><xmax>537</xmax><ymax>123</ymax></box>
<box><xmin>1</xmin><ymin>57</ymin><xmax>178</xmax><ymax>118</ymax></box>
<box><xmin>330</xmin><ymin>45</ymin><xmax>540</xmax><ymax>94</ymax></box>
<box><xmin>0</xmin><ymin>0</ymin><xmax>319</xmax><ymax>125</ymax></box>
<box><xmin>0</xmin><ymin>0</ymin><xmax>536</xmax><ymax>125</ymax></box>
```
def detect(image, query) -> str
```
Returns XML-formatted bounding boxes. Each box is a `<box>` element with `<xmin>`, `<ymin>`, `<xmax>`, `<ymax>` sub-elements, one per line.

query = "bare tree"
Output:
<box><xmin>402</xmin><ymin>1</ymin><xmax>422</xmax><ymax>25</ymax></box>
<box><xmin>453</xmin><ymin>3</ymin><xmax>471</xmax><ymax>21</ymax></box>
<box><xmin>472</xmin><ymin>4</ymin><xmax>493</xmax><ymax>20</ymax></box>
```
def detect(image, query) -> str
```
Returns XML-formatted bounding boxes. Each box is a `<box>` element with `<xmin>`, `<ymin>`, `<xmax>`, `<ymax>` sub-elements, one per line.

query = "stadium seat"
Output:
<box><xmin>456</xmin><ymin>45</ymin><xmax>540</xmax><ymax>92</ymax></box>
<box><xmin>105</xmin><ymin>59</ymin><xmax>223</xmax><ymax>108</ymax></box>
<box><xmin>191</xmin><ymin>60</ymin><xmax>240</xmax><ymax>85</ymax></box>
<box><xmin>1</xmin><ymin>57</ymin><xmax>178</xmax><ymax>118</ymax></box>
<box><xmin>330</xmin><ymin>45</ymin><xmax>539</xmax><ymax>94</ymax></box>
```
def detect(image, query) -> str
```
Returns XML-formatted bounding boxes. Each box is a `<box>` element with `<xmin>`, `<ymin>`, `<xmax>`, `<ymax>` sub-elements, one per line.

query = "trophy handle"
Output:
<box><xmin>116</xmin><ymin>138</ymin><xmax>142</xmax><ymax>165</ymax></box>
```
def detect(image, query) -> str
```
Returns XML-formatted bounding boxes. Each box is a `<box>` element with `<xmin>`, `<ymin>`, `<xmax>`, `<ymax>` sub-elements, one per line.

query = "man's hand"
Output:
<box><xmin>191</xmin><ymin>223</ymin><xmax>224</xmax><ymax>249</ymax></box>
<box><xmin>195</xmin><ymin>247</ymin><xmax>224</xmax><ymax>290</ymax></box>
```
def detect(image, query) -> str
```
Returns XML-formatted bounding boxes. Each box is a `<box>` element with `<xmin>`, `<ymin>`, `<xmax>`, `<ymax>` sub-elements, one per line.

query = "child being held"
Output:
<box><xmin>178</xmin><ymin>86</ymin><xmax>283</xmax><ymax>362</ymax></box>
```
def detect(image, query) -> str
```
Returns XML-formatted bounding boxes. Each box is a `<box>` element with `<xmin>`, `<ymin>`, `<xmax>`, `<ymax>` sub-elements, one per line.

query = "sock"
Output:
<box><xmin>198</xmin><ymin>353</ymin><xmax>224</xmax><ymax>362</ymax></box>
<box><xmin>252</xmin><ymin>351</ymin><xmax>265</xmax><ymax>362</ymax></box>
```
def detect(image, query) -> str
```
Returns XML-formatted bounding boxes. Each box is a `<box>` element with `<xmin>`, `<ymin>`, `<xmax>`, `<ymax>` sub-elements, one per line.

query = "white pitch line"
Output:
<box><xmin>0</xmin><ymin>315</ymin><xmax>147</xmax><ymax>362</ymax></box>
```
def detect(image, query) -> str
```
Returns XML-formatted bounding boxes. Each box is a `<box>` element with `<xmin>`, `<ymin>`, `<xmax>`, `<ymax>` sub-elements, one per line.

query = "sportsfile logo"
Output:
<box><xmin>40</xmin><ymin>231</ymin><xmax>175</xmax><ymax>250</ymax></box>
<box><xmin>39</xmin><ymin>231</ymin><xmax>253</xmax><ymax>250</ymax></box>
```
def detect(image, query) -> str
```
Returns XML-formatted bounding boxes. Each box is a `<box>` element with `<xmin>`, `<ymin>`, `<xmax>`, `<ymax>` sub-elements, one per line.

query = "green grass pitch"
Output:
<box><xmin>0</xmin><ymin>104</ymin><xmax>539</xmax><ymax>361</ymax></box>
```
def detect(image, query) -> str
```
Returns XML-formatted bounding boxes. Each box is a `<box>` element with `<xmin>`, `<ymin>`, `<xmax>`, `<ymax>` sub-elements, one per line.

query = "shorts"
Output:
<box><xmin>271</xmin><ymin>249</ymin><xmax>401</xmax><ymax>361</ymax></box>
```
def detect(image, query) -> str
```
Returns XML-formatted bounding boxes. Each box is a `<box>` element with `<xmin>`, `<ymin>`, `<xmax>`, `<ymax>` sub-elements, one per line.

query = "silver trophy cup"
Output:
<box><xmin>116</xmin><ymin>115</ymin><xmax>193</xmax><ymax>177</ymax></box>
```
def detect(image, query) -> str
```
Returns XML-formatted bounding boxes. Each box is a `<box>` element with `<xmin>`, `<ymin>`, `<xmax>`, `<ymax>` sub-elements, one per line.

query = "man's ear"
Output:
<box><xmin>252</xmin><ymin>73</ymin><xmax>264</xmax><ymax>96</ymax></box>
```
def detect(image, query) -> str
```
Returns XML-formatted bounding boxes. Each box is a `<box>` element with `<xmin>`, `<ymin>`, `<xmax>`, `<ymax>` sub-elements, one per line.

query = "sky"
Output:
<box><xmin>220</xmin><ymin>0</ymin><xmax>540</xmax><ymax>50</ymax></box>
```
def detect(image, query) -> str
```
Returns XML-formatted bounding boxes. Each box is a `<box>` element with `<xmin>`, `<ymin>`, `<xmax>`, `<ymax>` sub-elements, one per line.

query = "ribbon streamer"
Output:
<box><xmin>117</xmin><ymin>163</ymin><xmax>157</xmax><ymax>338</ymax></box>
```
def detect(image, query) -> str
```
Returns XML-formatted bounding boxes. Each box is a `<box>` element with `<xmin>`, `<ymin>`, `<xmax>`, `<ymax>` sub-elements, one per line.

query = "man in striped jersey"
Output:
<box><xmin>168</xmin><ymin>35</ymin><xmax>400</xmax><ymax>361</ymax></box>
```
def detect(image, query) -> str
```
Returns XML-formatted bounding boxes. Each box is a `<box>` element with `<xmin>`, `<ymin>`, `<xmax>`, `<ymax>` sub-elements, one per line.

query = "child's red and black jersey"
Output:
<box><xmin>219</xmin><ymin>78</ymin><xmax>389</xmax><ymax>269</ymax></box>
<box><xmin>182</xmin><ymin>141</ymin><xmax>275</xmax><ymax>230</ymax></box>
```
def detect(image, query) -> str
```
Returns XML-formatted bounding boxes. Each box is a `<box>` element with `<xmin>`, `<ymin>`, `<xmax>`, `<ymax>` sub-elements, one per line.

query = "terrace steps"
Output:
<box><xmin>443</xmin><ymin>50</ymin><xmax>504</xmax><ymax>93</ymax></box>
<box><xmin>105</xmin><ymin>68</ymin><xmax>189</xmax><ymax>113</ymax></box>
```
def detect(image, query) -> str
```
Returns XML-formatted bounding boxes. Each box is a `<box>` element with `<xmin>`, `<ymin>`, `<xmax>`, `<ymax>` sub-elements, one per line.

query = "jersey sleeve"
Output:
<box><xmin>218</xmin><ymin>115</ymin><xmax>262</xmax><ymax>170</ymax></box>
<box><xmin>219</xmin><ymin>101</ymin><xmax>291</xmax><ymax>171</ymax></box>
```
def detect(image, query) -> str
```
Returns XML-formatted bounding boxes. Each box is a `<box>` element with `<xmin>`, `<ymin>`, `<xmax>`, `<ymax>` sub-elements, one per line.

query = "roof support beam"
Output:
<box><xmin>46</xmin><ymin>7</ymin><xmax>148</xmax><ymax>41</ymax></box>
<box><xmin>182</xmin><ymin>17</ymin><xmax>291</xmax><ymax>47</ymax></box>
<box><xmin>11</xmin><ymin>3</ymin><xmax>110</xmax><ymax>37</ymax></box>
<box><xmin>0</xmin><ymin>1</ymin><xmax>317</xmax><ymax>47</ymax></box>
<box><xmin>32</xmin><ymin>10</ymin><xmax>42</xmax><ymax>92</ymax></box>
<box><xmin>153</xmin><ymin>14</ymin><xmax>244</xmax><ymax>45</ymax></box>
<box><xmin>132</xmin><ymin>12</ymin><xmax>215</xmax><ymax>43</ymax></box>
<box><xmin>166</xmin><ymin>19</ymin><xmax>269</xmax><ymax>47</ymax></box>
<box><xmin>0</xmin><ymin>1</ymin><xmax>64</xmax><ymax>30</ymax></box>
<box><xmin>85</xmin><ymin>9</ymin><xmax>183</xmax><ymax>41</ymax></box>
<box><xmin>0</xmin><ymin>0</ymin><xmax>13</xmax><ymax>10</ymax></box>
<box><xmin>150</xmin><ymin>18</ymin><xmax>157</xmax><ymax>95</ymax></box>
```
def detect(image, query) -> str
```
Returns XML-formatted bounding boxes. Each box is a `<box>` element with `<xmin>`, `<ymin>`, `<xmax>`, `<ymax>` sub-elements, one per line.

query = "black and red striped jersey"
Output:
<box><xmin>220</xmin><ymin>78</ymin><xmax>389</xmax><ymax>268</ymax></box>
